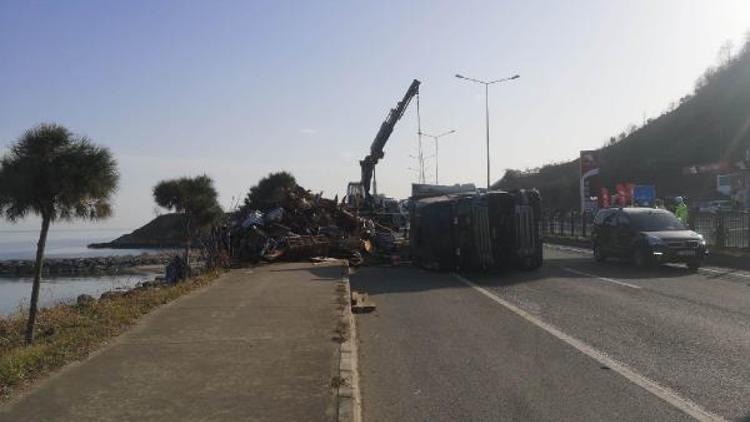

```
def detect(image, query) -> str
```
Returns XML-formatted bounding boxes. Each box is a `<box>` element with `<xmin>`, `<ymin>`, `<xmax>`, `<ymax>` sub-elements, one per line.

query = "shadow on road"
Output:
<box><xmin>265</xmin><ymin>262</ymin><xmax>347</xmax><ymax>281</ymax></box>
<box><xmin>351</xmin><ymin>253</ymin><xmax>707</xmax><ymax>298</ymax></box>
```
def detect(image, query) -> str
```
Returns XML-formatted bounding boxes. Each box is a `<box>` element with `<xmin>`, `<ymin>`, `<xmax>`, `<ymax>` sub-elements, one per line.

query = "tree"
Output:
<box><xmin>718</xmin><ymin>40</ymin><xmax>733</xmax><ymax>66</ymax></box>
<box><xmin>153</xmin><ymin>175</ymin><xmax>222</xmax><ymax>277</ymax></box>
<box><xmin>0</xmin><ymin>123</ymin><xmax>119</xmax><ymax>344</ymax></box>
<box><xmin>243</xmin><ymin>171</ymin><xmax>297</xmax><ymax>212</ymax></box>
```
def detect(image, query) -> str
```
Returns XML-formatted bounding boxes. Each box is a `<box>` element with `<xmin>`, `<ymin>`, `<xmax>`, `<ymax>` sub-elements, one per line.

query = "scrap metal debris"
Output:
<box><xmin>230</xmin><ymin>185</ymin><xmax>406</xmax><ymax>266</ymax></box>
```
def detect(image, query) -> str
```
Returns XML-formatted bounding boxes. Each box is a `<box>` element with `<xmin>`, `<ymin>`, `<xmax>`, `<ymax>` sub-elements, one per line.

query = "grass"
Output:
<box><xmin>0</xmin><ymin>270</ymin><xmax>222</xmax><ymax>402</ymax></box>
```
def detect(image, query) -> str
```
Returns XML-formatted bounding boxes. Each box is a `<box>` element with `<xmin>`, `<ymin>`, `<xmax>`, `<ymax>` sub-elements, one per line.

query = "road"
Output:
<box><xmin>351</xmin><ymin>245</ymin><xmax>750</xmax><ymax>421</ymax></box>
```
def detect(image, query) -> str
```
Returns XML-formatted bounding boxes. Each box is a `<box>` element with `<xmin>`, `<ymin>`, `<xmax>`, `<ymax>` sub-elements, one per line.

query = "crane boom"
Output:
<box><xmin>360</xmin><ymin>79</ymin><xmax>421</xmax><ymax>198</ymax></box>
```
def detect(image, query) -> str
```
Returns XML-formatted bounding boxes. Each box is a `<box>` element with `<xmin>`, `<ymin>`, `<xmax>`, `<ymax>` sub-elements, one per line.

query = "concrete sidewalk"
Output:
<box><xmin>0</xmin><ymin>262</ymin><xmax>347</xmax><ymax>422</ymax></box>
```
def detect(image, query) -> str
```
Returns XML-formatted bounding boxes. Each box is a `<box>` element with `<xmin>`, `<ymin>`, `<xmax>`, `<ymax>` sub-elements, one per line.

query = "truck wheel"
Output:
<box><xmin>687</xmin><ymin>259</ymin><xmax>702</xmax><ymax>272</ymax></box>
<box><xmin>593</xmin><ymin>243</ymin><xmax>606</xmax><ymax>262</ymax></box>
<box><xmin>520</xmin><ymin>255</ymin><xmax>542</xmax><ymax>271</ymax></box>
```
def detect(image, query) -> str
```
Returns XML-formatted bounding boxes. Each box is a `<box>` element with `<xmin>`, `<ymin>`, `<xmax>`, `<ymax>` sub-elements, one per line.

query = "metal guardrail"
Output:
<box><xmin>541</xmin><ymin>210</ymin><xmax>750</xmax><ymax>250</ymax></box>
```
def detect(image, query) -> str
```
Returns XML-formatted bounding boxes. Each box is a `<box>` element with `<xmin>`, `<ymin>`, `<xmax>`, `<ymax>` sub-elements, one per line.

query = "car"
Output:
<box><xmin>591</xmin><ymin>207</ymin><xmax>708</xmax><ymax>271</ymax></box>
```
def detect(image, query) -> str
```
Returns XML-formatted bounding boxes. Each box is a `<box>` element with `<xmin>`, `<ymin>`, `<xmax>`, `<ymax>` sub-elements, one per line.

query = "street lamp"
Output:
<box><xmin>455</xmin><ymin>73</ymin><xmax>519</xmax><ymax>189</ymax></box>
<box><xmin>420</xmin><ymin>129</ymin><xmax>455</xmax><ymax>184</ymax></box>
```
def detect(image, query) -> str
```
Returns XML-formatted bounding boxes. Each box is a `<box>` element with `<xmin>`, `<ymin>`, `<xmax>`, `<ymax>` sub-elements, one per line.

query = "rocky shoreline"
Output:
<box><xmin>0</xmin><ymin>252</ymin><xmax>176</xmax><ymax>276</ymax></box>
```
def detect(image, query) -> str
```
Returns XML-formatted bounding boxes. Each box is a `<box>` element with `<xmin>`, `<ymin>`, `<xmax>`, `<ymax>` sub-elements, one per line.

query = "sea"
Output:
<box><xmin>0</xmin><ymin>229</ymin><xmax>163</xmax><ymax>316</ymax></box>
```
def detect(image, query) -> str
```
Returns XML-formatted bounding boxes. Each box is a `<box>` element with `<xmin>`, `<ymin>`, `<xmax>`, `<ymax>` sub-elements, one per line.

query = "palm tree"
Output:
<box><xmin>0</xmin><ymin>123</ymin><xmax>119</xmax><ymax>344</ymax></box>
<box><xmin>153</xmin><ymin>175</ymin><xmax>222</xmax><ymax>277</ymax></box>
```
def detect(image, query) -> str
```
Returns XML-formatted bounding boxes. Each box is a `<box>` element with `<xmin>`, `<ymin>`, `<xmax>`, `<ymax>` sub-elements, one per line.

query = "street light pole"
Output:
<box><xmin>485</xmin><ymin>83</ymin><xmax>490</xmax><ymax>189</ymax></box>
<box><xmin>455</xmin><ymin>73</ymin><xmax>520</xmax><ymax>189</ymax></box>
<box><xmin>420</xmin><ymin>129</ymin><xmax>456</xmax><ymax>184</ymax></box>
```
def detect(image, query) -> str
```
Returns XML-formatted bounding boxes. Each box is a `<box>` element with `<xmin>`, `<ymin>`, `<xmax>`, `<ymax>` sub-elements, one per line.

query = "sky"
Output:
<box><xmin>1</xmin><ymin>0</ymin><xmax>749</xmax><ymax>232</ymax></box>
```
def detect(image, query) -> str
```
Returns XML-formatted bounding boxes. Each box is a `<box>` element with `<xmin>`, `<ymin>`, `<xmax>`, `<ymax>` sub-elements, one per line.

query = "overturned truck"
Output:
<box><xmin>410</xmin><ymin>190</ymin><xmax>543</xmax><ymax>271</ymax></box>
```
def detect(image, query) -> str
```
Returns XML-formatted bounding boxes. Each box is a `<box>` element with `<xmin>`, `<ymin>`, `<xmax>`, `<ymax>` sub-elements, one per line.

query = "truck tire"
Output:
<box><xmin>520</xmin><ymin>253</ymin><xmax>542</xmax><ymax>271</ymax></box>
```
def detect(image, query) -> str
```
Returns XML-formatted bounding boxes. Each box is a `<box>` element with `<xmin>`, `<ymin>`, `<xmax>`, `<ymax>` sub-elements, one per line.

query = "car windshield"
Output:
<box><xmin>629</xmin><ymin>212</ymin><xmax>687</xmax><ymax>231</ymax></box>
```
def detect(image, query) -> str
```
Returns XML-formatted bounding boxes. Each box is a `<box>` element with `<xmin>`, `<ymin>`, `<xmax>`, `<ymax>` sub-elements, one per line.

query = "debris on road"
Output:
<box><xmin>351</xmin><ymin>291</ymin><xmax>376</xmax><ymax>313</ymax></box>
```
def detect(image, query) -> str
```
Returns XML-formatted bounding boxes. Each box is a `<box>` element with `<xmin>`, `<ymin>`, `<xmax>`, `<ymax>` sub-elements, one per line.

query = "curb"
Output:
<box><xmin>336</xmin><ymin>266</ymin><xmax>362</xmax><ymax>422</ymax></box>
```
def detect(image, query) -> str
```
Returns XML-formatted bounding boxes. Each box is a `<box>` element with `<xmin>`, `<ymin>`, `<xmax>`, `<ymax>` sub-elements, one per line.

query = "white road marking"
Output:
<box><xmin>561</xmin><ymin>266</ymin><xmax>642</xmax><ymax>290</ymax></box>
<box><xmin>545</xmin><ymin>244</ymin><xmax>590</xmax><ymax>254</ymax></box>
<box><xmin>452</xmin><ymin>274</ymin><xmax>727</xmax><ymax>422</ymax></box>
<box><xmin>700</xmin><ymin>267</ymin><xmax>750</xmax><ymax>279</ymax></box>
<box><xmin>548</xmin><ymin>243</ymin><xmax>750</xmax><ymax>282</ymax></box>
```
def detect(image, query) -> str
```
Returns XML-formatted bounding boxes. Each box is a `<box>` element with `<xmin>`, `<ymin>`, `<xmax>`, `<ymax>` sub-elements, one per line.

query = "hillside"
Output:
<box><xmin>89</xmin><ymin>214</ymin><xmax>190</xmax><ymax>249</ymax></box>
<box><xmin>496</xmin><ymin>38</ymin><xmax>750</xmax><ymax>210</ymax></box>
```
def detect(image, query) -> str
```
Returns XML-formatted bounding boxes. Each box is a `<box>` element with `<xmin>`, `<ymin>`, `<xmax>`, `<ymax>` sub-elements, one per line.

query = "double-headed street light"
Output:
<box><xmin>419</xmin><ymin>129</ymin><xmax>455</xmax><ymax>184</ymax></box>
<box><xmin>455</xmin><ymin>73</ymin><xmax>520</xmax><ymax>189</ymax></box>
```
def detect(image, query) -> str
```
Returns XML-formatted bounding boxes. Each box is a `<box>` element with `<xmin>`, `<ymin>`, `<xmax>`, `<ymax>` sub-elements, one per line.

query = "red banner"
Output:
<box><xmin>615</xmin><ymin>183</ymin><xmax>635</xmax><ymax>206</ymax></box>
<box><xmin>600</xmin><ymin>187</ymin><xmax>610</xmax><ymax>208</ymax></box>
<box><xmin>615</xmin><ymin>184</ymin><xmax>626</xmax><ymax>206</ymax></box>
<box><xmin>625</xmin><ymin>183</ymin><xmax>635</xmax><ymax>205</ymax></box>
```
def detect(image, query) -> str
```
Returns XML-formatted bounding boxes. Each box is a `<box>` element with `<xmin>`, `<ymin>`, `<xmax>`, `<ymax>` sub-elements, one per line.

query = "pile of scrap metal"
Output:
<box><xmin>229</xmin><ymin>186</ymin><xmax>400</xmax><ymax>266</ymax></box>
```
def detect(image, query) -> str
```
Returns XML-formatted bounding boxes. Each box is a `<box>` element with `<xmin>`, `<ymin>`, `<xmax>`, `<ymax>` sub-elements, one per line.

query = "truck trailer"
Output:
<box><xmin>410</xmin><ymin>189</ymin><xmax>542</xmax><ymax>271</ymax></box>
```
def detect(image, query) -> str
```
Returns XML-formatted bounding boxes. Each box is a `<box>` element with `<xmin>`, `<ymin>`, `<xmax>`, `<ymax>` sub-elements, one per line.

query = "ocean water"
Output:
<box><xmin>0</xmin><ymin>274</ymin><xmax>151</xmax><ymax>315</ymax></box>
<box><xmin>0</xmin><ymin>228</ymin><xmax>147</xmax><ymax>260</ymax></box>
<box><xmin>0</xmin><ymin>229</ymin><xmax>162</xmax><ymax>315</ymax></box>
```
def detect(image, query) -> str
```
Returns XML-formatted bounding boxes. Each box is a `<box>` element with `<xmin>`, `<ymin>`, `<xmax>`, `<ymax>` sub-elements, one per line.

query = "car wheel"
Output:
<box><xmin>633</xmin><ymin>248</ymin><xmax>650</xmax><ymax>268</ymax></box>
<box><xmin>593</xmin><ymin>243</ymin><xmax>606</xmax><ymax>262</ymax></box>
<box><xmin>687</xmin><ymin>259</ymin><xmax>701</xmax><ymax>272</ymax></box>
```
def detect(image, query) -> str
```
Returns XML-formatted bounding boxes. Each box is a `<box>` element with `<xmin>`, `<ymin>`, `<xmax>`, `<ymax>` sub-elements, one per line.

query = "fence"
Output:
<box><xmin>541</xmin><ymin>210</ymin><xmax>750</xmax><ymax>250</ymax></box>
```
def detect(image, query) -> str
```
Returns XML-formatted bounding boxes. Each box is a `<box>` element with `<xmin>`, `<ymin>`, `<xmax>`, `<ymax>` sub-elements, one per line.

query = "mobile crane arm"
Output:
<box><xmin>359</xmin><ymin>79</ymin><xmax>421</xmax><ymax>198</ymax></box>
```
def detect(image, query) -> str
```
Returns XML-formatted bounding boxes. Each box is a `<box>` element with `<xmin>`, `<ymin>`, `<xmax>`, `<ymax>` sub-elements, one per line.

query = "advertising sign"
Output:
<box><xmin>615</xmin><ymin>183</ymin><xmax>626</xmax><ymax>206</ymax></box>
<box><xmin>633</xmin><ymin>185</ymin><xmax>656</xmax><ymax>207</ymax></box>
<box><xmin>614</xmin><ymin>183</ymin><xmax>635</xmax><ymax>206</ymax></box>
<box><xmin>580</xmin><ymin>151</ymin><xmax>601</xmax><ymax>213</ymax></box>
<box><xmin>600</xmin><ymin>187</ymin><xmax>611</xmax><ymax>208</ymax></box>
<box><xmin>625</xmin><ymin>183</ymin><xmax>635</xmax><ymax>205</ymax></box>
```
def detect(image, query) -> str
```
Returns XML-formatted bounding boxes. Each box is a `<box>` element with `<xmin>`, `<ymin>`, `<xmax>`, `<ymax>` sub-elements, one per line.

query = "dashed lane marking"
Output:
<box><xmin>453</xmin><ymin>274</ymin><xmax>727</xmax><ymax>422</ymax></box>
<box><xmin>547</xmin><ymin>243</ymin><xmax>750</xmax><ymax>282</ymax></box>
<box><xmin>561</xmin><ymin>266</ymin><xmax>642</xmax><ymax>290</ymax></box>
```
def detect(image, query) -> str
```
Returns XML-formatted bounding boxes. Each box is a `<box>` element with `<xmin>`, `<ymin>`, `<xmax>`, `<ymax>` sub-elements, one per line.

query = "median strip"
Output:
<box><xmin>453</xmin><ymin>273</ymin><xmax>726</xmax><ymax>422</ymax></box>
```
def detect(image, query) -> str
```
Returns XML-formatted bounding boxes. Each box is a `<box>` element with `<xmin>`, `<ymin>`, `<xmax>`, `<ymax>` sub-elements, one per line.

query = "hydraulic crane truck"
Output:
<box><xmin>346</xmin><ymin>79</ymin><xmax>421</xmax><ymax>210</ymax></box>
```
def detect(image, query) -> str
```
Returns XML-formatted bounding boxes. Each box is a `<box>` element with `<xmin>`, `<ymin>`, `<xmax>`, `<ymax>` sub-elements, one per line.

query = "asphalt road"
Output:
<box><xmin>351</xmin><ymin>245</ymin><xmax>750</xmax><ymax>421</ymax></box>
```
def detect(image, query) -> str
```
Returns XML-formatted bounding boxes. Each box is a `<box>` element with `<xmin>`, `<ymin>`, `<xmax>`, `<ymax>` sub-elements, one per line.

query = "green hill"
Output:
<box><xmin>496</xmin><ymin>38</ymin><xmax>750</xmax><ymax>210</ymax></box>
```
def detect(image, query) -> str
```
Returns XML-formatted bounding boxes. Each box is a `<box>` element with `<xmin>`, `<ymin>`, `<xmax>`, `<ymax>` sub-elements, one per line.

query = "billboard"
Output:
<box><xmin>615</xmin><ymin>182</ymin><xmax>635</xmax><ymax>206</ymax></box>
<box><xmin>600</xmin><ymin>187</ymin><xmax>611</xmax><ymax>208</ymax></box>
<box><xmin>633</xmin><ymin>185</ymin><xmax>656</xmax><ymax>207</ymax></box>
<box><xmin>580</xmin><ymin>151</ymin><xmax>601</xmax><ymax>213</ymax></box>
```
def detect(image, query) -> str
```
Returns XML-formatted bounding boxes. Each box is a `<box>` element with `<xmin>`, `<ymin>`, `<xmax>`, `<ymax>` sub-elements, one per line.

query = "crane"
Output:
<box><xmin>348</xmin><ymin>79</ymin><xmax>421</xmax><ymax>208</ymax></box>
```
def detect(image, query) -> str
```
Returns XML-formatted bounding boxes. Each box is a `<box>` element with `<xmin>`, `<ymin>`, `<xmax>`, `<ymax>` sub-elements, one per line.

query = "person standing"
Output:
<box><xmin>675</xmin><ymin>196</ymin><xmax>689</xmax><ymax>224</ymax></box>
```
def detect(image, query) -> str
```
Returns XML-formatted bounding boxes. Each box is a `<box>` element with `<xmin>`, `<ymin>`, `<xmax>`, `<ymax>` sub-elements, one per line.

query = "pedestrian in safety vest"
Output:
<box><xmin>674</xmin><ymin>196</ymin><xmax>688</xmax><ymax>224</ymax></box>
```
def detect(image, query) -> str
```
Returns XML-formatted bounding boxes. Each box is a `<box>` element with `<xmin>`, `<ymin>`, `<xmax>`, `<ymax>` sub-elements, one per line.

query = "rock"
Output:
<box><xmin>99</xmin><ymin>290</ymin><xmax>126</xmax><ymax>301</ymax></box>
<box><xmin>77</xmin><ymin>294</ymin><xmax>95</xmax><ymax>306</ymax></box>
<box><xmin>0</xmin><ymin>252</ymin><xmax>176</xmax><ymax>276</ymax></box>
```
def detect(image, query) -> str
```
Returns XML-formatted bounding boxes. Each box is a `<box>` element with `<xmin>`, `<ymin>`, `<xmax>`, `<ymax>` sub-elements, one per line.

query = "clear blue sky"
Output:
<box><xmin>1</xmin><ymin>0</ymin><xmax>749</xmax><ymax>231</ymax></box>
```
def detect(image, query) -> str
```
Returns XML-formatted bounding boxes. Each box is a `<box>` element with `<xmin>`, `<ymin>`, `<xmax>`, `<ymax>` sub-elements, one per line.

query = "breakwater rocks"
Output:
<box><xmin>0</xmin><ymin>253</ymin><xmax>173</xmax><ymax>276</ymax></box>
